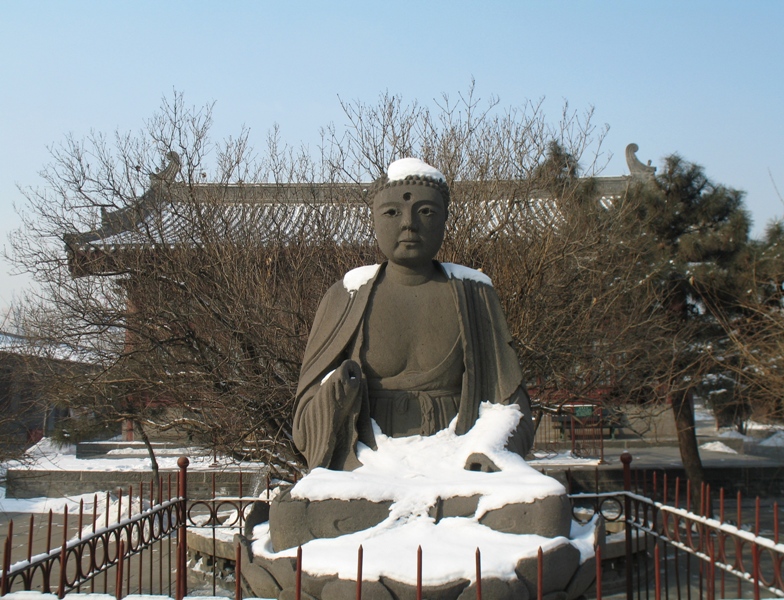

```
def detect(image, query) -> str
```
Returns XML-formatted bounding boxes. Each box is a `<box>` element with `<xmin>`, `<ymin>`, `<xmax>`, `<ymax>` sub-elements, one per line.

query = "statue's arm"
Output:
<box><xmin>293</xmin><ymin>359</ymin><xmax>363</xmax><ymax>469</ymax></box>
<box><xmin>482</xmin><ymin>282</ymin><xmax>535</xmax><ymax>456</ymax></box>
<box><xmin>292</xmin><ymin>283</ymin><xmax>364</xmax><ymax>469</ymax></box>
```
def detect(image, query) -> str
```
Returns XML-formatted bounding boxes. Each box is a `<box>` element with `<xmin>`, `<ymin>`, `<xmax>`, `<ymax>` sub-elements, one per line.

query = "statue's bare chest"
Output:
<box><xmin>361</xmin><ymin>278</ymin><xmax>460</xmax><ymax>378</ymax></box>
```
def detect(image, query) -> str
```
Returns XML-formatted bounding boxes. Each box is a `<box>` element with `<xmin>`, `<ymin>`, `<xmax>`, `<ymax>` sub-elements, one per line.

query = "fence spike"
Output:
<box><xmin>61</xmin><ymin>505</ymin><xmax>68</xmax><ymax>549</ymax></box>
<box><xmin>296</xmin><ymin>545</ymin><xmax>302</xmax><ymax>600</ymax></box>
<box><xmin>47</xmin><ymin>509</ymin><xmax>53</xmax><ymax>554</ymax></box>
<box><xmin>417</xmin><ymin>545</ymin><xmax>423</xmax><ymax>600</ymax></box>
<box><xmin>78</xmin><ymin>498</ymin><xmax>84</xmax><ymax>541</ymax></box>
<box><xmin>537</xmin><ymin>546</ymin><xmax>543</xmax><ymax>600</ymax></box>
<box><xmin>663</xmin><ymin>473</ymin><xmax>668</xmax><ymax>505</ymax></box>
<box><xmin>27</xmin><ymin>514</ymin><xmax>34</xmax><ymax>562</ymax></box>
<box><xmin>475</xmin><ymin>548</ymin><xmax>482</xmax><ymax>600</ymax></box>
<box><xmin>235</xmin><ymin>542</ymin><xmax>242</xmax><ymax>600</ymax></box>
<box><xmin>755</xmin><ymin>496</ymin><xmax>760</xmax><ymax>536</ymax></box>
<box><xmin>675</xmin><ymin>477</ymin><xmax>680</xmax><ymax>509</ymax></box>
<box><xmin>356</xmin><ymin>545</ymin><xmax>363</xmax><ymax>600</ymax></box>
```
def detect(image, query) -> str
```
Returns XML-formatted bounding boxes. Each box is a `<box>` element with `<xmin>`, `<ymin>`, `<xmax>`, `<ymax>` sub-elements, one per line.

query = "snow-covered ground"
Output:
<box><xmin>0</xmin><ymin>438</ymin><xmax>247</xmax><ymax>513</ymax></box>
<box><xmin>5</xmin><ymin>437</ymin><xmax>240</xmax><ymax>473</ymax></box>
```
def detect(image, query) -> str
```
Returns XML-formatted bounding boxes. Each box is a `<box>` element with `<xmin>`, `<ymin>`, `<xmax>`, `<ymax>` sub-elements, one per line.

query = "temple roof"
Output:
<box><xmin>63</xmin><ymin>144</ymin><xmax>655</xmax><ymax>265</ymax></box>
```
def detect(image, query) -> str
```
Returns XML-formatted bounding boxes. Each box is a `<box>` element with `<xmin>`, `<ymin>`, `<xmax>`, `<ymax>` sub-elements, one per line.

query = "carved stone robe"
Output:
<box><xmin>292</xmin><ymin>262</ymin><xmax>534</xmax><ymax>471</ymax></box>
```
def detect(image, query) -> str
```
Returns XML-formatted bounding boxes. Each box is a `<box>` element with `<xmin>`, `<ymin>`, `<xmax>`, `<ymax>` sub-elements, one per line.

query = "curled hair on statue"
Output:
<box><xmin>369</xmin><ymin>174</ymin><xmax>451</xmax><ymax>209</ymax></box>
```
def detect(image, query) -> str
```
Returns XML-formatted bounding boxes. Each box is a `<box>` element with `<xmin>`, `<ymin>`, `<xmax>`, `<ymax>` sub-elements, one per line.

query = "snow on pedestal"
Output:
<box><xmin>244</xmin><ymin>404</ymin><xmax>601</xmax><ymax>600</ymax></box>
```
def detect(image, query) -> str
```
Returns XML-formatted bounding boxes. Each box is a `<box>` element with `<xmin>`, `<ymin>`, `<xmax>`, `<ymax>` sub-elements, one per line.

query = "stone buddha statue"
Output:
<box><xmin>293</xmin><ymin>158</ymin><xmax>534</xmax><ymax>471</ymax></box>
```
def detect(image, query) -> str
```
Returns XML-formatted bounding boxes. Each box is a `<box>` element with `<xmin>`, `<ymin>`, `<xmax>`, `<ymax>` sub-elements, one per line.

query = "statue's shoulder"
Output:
<box><xmin>341</xmin><ymin>264</ymin><xmax>382</xmax><ymax>293</ymax></box>
<box><xmin>314</xmin><ymin>264</ymin><xmax>381</xmax><ymax>317</ymax></box>
<box><xmin>440</xmin><ymin>263</ymin><xmax>493</xmax><ymax>287</ymax></box>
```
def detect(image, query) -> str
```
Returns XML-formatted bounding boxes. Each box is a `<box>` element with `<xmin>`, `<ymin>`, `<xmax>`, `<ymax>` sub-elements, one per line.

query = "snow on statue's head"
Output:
<box><xmin>369</xmin><ymin>157</ymin><xmax>450</xmax><ymax>211</ymax></box>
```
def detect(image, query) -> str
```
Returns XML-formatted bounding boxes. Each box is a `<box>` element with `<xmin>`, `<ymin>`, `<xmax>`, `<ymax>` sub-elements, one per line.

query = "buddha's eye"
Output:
<box><xmin>419</xmin><ymin>206</ymin><xmax>436</xmax><ymax>216</ymax></box>
<box><xmin>382</xmin><ymin>207</ymin><xmax>399</xmax><ymax>217</ymax></box>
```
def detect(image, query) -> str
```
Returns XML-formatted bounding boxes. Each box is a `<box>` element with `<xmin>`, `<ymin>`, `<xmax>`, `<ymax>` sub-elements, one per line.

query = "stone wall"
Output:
<box><xmin>4</xmin><ymin>467</ymin><xmax>269</xmax><ymax>499</ymax></box>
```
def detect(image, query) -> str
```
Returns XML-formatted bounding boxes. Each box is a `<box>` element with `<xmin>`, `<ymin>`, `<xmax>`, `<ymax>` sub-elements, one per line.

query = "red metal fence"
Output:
<box><xmin>532</xmin><ymin>403</ymin><xmax>613</xmax><ymax>460</ymax></box>
<box><xmin>2</xmin><ymin>453</ymin><xmax>782</xmax><ymax>600</ymax></box>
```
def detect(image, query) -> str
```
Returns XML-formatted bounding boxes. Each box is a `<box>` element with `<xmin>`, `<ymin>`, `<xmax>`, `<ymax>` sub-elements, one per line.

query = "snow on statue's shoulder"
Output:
<box><xmin>441</xmin><ymin>263</ymin><xmax>493</xmax><ymax>287</ymax></box>
<box><xmin>343</xmin><ymin>264</ymin><xmax>381</xmax><ymax>293</ymax></box>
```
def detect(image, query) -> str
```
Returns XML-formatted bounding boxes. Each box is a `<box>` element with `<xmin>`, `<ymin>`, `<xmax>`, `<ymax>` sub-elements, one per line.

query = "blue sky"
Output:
<box><xmin>1</xmin><ymin>1</ymin><xmax>783</xmax><ymax>312</ymax></box>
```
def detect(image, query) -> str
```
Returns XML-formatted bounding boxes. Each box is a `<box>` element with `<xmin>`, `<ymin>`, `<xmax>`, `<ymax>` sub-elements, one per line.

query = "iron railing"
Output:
<box><xmin>1</xmin><ymin>453</ymin><xmax>782</xmax><ymax>600</ymax></box>
<box><xmin>532</xmin><ymin>403</ymin><xmax>613</xmax><ymax>460</ymax></box>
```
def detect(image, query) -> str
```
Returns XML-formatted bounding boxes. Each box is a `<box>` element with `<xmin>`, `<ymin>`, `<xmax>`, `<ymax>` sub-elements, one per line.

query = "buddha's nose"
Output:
<box><xmin>400</xmin><ymin>209</ymin><xmax>416</xmax><ymax>230</ymax></box>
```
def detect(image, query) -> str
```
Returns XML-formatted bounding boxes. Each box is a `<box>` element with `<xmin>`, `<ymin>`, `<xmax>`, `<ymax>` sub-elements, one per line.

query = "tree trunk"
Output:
<box><xmin>134</xmin><ymin>420</ymin><xmax>160</xmax><ymax>491</ymax></box>
<box><xmin>671</xmin><ymin>390</ymin><xmax>704</xmax><ymax>509</ymax></box>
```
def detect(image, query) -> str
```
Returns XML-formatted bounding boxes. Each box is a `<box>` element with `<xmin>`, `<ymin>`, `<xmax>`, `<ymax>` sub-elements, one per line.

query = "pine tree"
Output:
<box><xmin>635</xmin><ymin>154</ymin><xmax>752</xmax><ymax>490</ymax></box>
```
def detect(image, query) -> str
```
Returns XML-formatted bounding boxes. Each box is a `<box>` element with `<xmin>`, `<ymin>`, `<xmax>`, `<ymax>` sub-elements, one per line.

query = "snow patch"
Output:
<box><xmin>26</xmin><ymin>437</ymin><xmax>76</xmax><ymax>458</ymax></box>
<box><xmin>387</xmin><ymin>158</ymin><xmax>445</xmax><ymax>183</ymax></box>
<box><xmin>699</xmin><ymin>441</ymin><xmax>738</xmax><ymax>454</ymax></box>
<box><xmin>528</xmin><ymin>451</ymin><xmax>601</xmax><ymax>466</ymax></box>
<box><xmin>342</xmin><ymin>263</ymin><xmax>491</xmax><ymax>292</ymax></box>
<box><xmin>320</xmin><ymin>368</ymin><xmax>336</xmax><ymax>385</ymax></box>
<box><xmin>290</xmin><ymin>403</ymin><xmax>563</xmax><ymax>513</ymax></box>
<box><xmin>441</xmin><ymin>263</ymin><xmax>493</xmax><ymax>287</ymax></box>
<box><xmin>343</xmin><ymin>264</ymin><xmax>380</xmax><ymax>292</ymax></box>
<box><xmin>4</xmin><ymin>441</ymin><xmax>244</xmax><ymax>473</ymax></box>
<box><xmin>718</xmin><ymin>429</ymin><xmax>753</xmax><ymax>441</ymax></box>
<box><xmin>760</xmin><ymin>431</ymin><xmax>784</xmax><ymax>447</ymax></box>
<box><xmin>253</xmin><ymin>518</ymin><xmax>584</xmax><ymax>586</ymax></box>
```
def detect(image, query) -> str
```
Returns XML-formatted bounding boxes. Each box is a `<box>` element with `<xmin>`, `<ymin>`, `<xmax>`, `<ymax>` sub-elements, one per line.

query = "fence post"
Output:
<box><xmin>235</xmin><ymin>542</ymin><xmax>242</xmax><ymax>600</ymax></box>
<box><xmin>116</xmin><ymin>539</ymin><xmax>125</xmax><ymax>600</ymax></box>
<box><xmin>57</xmin><ymin>542</ymin><xmax>67</xmax><ymax>599</ymax></box>
<box><xmin>176</xmin><ymin>456</ymin><xmax>189</xmax><ymax>600</ymax></box>
<box><xmin>416</xmin><ymin>546</ymin><xmax>422</xmax><ymax>600</ymax></box>
<box><xmin>356</xmin><ymin>545</ymin><xmax>363</xmax><ymax>600</ymax></box>
<box><xmin>595</xmin><ymin>544</ymin><xmax>602</xmax><ymax>600</ymax></box>
<box><xmin>621</xmin><ymin>451</ymin><xmax>633</xmax><ymax>600</ymax></box>
<box><xmin>475</xmin><ymin>548</ymin><xmax>482</xmax><ymax>600</ymax></box>
<box><xmin>1</xmin><ymin>532</ymin><xmax>11</xmax><ymax>595</ymax></box>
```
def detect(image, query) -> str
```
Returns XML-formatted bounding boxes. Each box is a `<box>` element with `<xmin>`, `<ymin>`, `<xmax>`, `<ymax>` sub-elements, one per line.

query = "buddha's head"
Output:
<box><xmin>370</xmin><ymin>158</ymin><xmax>450</xmax><ymax>269</ymax></box>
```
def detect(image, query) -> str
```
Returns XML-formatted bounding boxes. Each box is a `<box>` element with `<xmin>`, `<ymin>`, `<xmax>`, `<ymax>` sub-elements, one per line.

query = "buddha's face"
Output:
<box><xmin>373</xmin><ymin>183</ymin><xmax>447</xmax><ymax>269</ymax></box>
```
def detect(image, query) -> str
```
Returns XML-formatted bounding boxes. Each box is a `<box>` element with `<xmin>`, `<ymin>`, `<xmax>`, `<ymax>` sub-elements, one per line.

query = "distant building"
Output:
<box><xmin>0</xmin><ymin>332</ymin><xmax>72</xmax><ymax>454</ymax></box>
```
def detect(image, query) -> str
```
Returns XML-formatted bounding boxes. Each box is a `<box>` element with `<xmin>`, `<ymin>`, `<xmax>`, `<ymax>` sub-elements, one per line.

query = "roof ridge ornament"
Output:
<box><xmin>625</xmin><ymin>144</ymin><xmax>656</xmax><ymax>178</ymax></box>
<box><xmin>150</xmin><ymin>151</ymin><xmax>181</xmax><ymax>186</ymax></box>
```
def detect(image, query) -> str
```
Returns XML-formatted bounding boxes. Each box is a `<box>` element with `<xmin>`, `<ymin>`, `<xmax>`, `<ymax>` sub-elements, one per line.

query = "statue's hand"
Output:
<box><xmin>326</xmin><ymin>359</ymin><xmax>362</xmax><ymax>417</ymax></box>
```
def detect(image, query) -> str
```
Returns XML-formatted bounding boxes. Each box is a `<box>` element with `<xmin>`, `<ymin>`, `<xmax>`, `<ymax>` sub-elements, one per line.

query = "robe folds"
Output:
<box><xmin>292</xmin><ymin>262</ymin><xmax>535</xmax><ymax>471</ymax></box>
